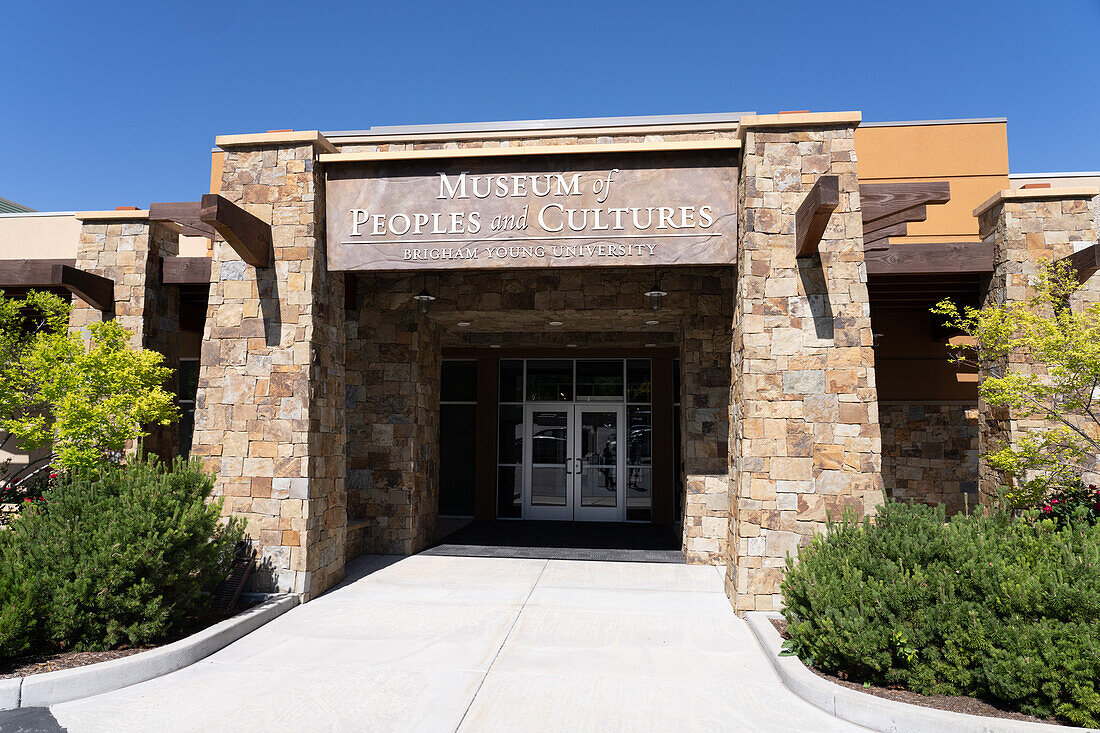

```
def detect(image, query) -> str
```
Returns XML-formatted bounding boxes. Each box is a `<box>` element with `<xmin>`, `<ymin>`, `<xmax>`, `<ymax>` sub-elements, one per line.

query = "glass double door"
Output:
<box><xmin>523</xmin><ymin>403</ymin><xmax>625</xmax><ymax>521</ymax></box>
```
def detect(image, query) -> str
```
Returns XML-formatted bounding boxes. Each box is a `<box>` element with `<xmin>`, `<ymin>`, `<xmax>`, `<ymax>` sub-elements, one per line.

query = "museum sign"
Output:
<box><xmin>325</xmin><ymin>152</ymin><xmax>737</xmax><ymax>271</ymax></box>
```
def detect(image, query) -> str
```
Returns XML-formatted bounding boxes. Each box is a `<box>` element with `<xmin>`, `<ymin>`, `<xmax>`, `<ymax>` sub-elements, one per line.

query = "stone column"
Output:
<box><xmin>190</xmin><ymin>132</ymin><xmax>347</xmax><ymax>599</ymax></box>
<box><xmin>729</xmin><ymin>113</ymin><xmax>884</xmax><ymax>613</ymax></box>
<box><xmin>345</xmin><ymin>280</ymin><xmax>441</xmax><ymax>555</ymax></box>
<box><xmin>72</xmin><ymin>211</ymin><xmax>181</xmax><ymax>461</ymax></box>
<box><xmin>974</xmin><ymin>187</ymin><xmax>1100</xmax><ymax>501</ymax></box>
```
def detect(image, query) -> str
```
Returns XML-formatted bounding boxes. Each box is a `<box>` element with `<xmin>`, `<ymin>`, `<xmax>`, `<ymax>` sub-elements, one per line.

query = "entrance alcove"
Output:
<box><xmin>342</xmin><ymin>266</ymin><xmax>735</xmax><ymax>565</ymax></box>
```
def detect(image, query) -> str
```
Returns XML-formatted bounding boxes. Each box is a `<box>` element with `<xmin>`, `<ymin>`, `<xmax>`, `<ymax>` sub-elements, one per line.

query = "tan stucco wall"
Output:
<box><xmin>0</xmin><ymin>214</ymin><xmax>209</xmax><ymax>259</ymax></box>
<box><xmin>855</xmin><ymin>121</ymin><xmax>1010</xmax><ymax>244</ymax></box>
<box><xmin>179</xmin><ymin>235</ymin><xmax>210</xmax><ymax>256</ymax></box>
<box><xmin>0</xmin><ymin>214</ymin><xmax>81</xmax><ymax>259</ymax></box>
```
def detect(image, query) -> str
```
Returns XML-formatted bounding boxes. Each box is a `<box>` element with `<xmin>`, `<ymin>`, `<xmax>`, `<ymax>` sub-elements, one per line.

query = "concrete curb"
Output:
<box><xmin>744</xmin><ymin>612</ymin><xmax>1090</xmax><ymax>733</ymax></box>
<box><xmin>0</xmin><ymin>595</ymin><xmax>298</xmax><ymax>711</ymax></box>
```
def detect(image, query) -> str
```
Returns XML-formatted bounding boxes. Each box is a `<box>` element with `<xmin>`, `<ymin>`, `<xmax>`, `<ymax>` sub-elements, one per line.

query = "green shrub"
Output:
<box><xmin>780</xmin><ymin>500</ymin><xmax>1100</xmax><ymax>727</ymax></box>
<box><xmin>0</xmin><ymin>454</ymin><xmax>245</xmax><ymax>659</ymax></box>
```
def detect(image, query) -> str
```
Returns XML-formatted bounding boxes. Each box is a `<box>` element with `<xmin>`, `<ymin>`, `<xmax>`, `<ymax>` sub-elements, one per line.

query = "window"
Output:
<box><xmin>576</xmin><ymin>360</ymin><xmax>624</xmax><ymax>402</ymax></box>
<box><xmin>625</xmin><ymin>361</ymin><xmax>652</xmax><ymax>522</ymax></box>
<box><xmin>440</xmin><ymin>360</ymin><xmax>477</xmax><ymax>517</ymax></box>
<box><xmin>525</xmin><ymin>359</ymin><xmax>573</xmax><ymax>401</ymax></box>
<box><xmin>497</xmin><ymin>360</ymin><xmax>524</xmax><ymax>518</ymax></box>
<box><xmin>178</xmin><ymin>359</ymin><xmax>199</xmax><ymax>458</ymax></box>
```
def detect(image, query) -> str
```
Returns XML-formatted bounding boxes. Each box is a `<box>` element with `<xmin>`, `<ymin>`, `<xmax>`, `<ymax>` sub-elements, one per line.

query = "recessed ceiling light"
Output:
<box><xmin>566</xmin><ymin>343</ymin><xmax>578</xmax><ymax>348</ymax></box>
<box><xmin>645</xmin><ymin>343</ymin><xmax>657</xmax><ymax>348</ymax></box>
<box><xmin>457</xmin><ymin>321</ymin><xmax>471</xmax><ymax>327</ymax></box>
<box><xmin>549</xmin><ymin>321</ymin><xmax>563</xmax><ymax>326</ymax></box>
<box><xmin>489</xmin><ymin>344</ymin><xmax>501</xmax><ymax>349</ymax></box>
<box><xmin>645</xmin><ymin>320</ymin><xmax>660</xmax><ymax>326</ymax></box>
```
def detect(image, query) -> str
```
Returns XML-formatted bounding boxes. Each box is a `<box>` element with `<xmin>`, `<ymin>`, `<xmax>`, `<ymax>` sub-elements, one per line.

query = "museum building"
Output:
<box><xmin>1</xmin><ymin>110</ymin><xmax>1098</xmax><ymax>613</ymax></box>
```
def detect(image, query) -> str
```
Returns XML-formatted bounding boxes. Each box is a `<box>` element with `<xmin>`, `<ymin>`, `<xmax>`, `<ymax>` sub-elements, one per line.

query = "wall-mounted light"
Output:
<box><xmin>413</xmin><ymin>288</ymin><xmax>436</xmax><ymax>314</ymax></box>
<box><xmin>412</xmin><ymin>276</ymin><xmax>436</xmax><ymax>314</ymax></box>
<box><xmin>644</xmin><ymin>271</ymin><xmax>667</xmax><ymax>311</ymax></box>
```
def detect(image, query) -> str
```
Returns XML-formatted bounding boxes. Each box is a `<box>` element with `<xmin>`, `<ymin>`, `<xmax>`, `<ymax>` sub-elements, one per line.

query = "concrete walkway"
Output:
<box><xmin>49</xmin><ymin>554</ymin><xmax>863</xmax><ymax>732</ymax></box>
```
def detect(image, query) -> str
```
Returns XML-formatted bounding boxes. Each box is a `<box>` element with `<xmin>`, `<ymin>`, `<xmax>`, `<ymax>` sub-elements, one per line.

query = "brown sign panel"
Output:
<box><xmin>325</xmin><ymin>151</ymin><xmax>737</xmax><ymax>271</ymax></box>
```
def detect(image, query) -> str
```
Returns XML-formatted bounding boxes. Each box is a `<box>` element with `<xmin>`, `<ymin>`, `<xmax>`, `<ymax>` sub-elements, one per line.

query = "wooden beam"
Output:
<box><xmin>795</xmin><ymin>175</ymin><xmax>839</xmax><ymax>257</ymax></box>
<box><xmin>0</xmin><ymin>260</ymin><xmax>114</xmax><ymax>311</ymax></box>
<box><xmin>863</xmin><ymin>222</ymin><xmax>911</xmax><ymax>250</ymax></box>
<box><xmin>1060</xmin><ymin>243</ymin><xmax>1100</xmax><ymax>282</ymax></box>
<box><xmin>55</xmin><ymin>265</ymin><xmax>115</xmax><ymax>311</ymax></box>
<box><xmin>859</xmin><ymin>181</ymin><xmax>951</xmax><ymax>223</ymax></box>
<box><xmin>869</xmin><ymin>283</ymin><xmax>980</xmax><ymax>294</ymax></box>
<box><xmin>199</xmin><ymin>194</ymin><xmax>271</xmax><ymax>267</ymax></box>
<box><xmin>162</xmin><ymin>256</ymin><xmax>212</xmax><ymax>285</ymax></box>
<box><xmin>863</xmin><ymin>205</ymin><xmax>928</xmax><ymax>238</ymax></box>
<box><xmin>865</xmin><ymin>242</ymin><xmax>994</xmax><ymax>275</ymax></box>
<box><xmin>149</xmin><ymin>201</ymin><xmax>217</xmax><ymax>239</ymax></box>
<box><xmin>858</xmin><ymin>181</ymin><xmax>952</xmax><ymax>250</ymax></box>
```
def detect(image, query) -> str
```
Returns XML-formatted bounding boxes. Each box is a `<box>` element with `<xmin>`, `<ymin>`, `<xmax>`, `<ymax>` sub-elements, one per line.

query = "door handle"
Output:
<box><xmin>574</xmin><ymin>458</ymin><xmax>582</xmax><ymax>473</ymax></box>
<box><xmin>566</xmin><ymin>457</ymin><xmax>572</xmax><ymax>475</ymax></box>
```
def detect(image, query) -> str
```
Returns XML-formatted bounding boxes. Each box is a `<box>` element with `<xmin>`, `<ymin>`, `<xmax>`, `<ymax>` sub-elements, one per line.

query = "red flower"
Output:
<box><xmin>1051</xmin><ymin>499</ymin><xmax>1060</xmax><ymax>504</ymax></box>
<box><xmin>23</xmin><ymin>498</ymin><xmax>31</xmax><ymax>503</ymax></box>
<box><xmin>1043</xmin><ymin>506</ymin><xmax>1052</xmax><ymax>513</ymax></box>
<box><xmin>49</xmin><ymin>472</ymin><xmax>57</xmax><ymax>479</ymax></box>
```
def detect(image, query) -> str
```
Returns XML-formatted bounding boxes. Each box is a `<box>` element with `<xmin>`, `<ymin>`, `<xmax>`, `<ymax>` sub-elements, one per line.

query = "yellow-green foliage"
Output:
<box><xmin>0</xmin><ymin>290</ymin><xmax>177</xmax><ymax>472</ymax></box>
<box><xmin>932</xmin><ymin>260</ymin><xmax>1100</xmax><ymax>507</ymax></box>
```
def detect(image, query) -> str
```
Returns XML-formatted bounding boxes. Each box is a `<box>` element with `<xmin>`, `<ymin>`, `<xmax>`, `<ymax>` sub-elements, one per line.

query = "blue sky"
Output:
<box><xmin>3</xmin><ymin>0</ymin><xmax>1098</xmax><ymax>211</ymax></box>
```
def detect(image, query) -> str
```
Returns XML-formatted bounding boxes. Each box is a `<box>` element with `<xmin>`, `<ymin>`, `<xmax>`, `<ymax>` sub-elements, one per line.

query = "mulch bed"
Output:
<box><xmin>769</xmin><ymin>618</ymin><xmax>1062</xmax><ymax>726</ymax></box>
<box><xmin>0</xmin><ymin>602</ymin><xmax>257</xmax><ymax>681</ymax></box>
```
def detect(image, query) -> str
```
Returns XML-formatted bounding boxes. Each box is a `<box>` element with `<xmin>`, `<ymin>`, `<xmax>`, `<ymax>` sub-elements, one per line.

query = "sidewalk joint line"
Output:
<box><xmin>454</xmin><ymin>559</ymin><xmax>549</xmax><ymax>732</ymax></box>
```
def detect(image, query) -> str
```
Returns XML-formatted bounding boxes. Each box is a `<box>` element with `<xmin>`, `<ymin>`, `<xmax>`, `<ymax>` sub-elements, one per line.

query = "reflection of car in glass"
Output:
<box><xmin>627</xmin><ymin>427</ymin><xmax>651</xmax><ymax>465</ymax></box>
<box><xmin>530</xmin><ymin>427</ymin><xmax>567</xmax><ymax>464</ymax></box>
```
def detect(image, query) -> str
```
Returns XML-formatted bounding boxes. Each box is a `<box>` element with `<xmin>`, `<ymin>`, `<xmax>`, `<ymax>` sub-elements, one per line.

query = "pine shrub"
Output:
<box><xmin>780</xmin><ymin>500</ymin><xmax>1100</xmax><ymax>727</ymax></box>
<box><xmin>0</xmin><ymin>454</ymin><xmax>244</xmax><ymax>661</ymax></box>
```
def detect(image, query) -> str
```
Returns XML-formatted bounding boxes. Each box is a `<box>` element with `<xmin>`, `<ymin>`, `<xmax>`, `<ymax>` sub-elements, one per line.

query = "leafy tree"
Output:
<box><xmin>932</xmin><ymin>260</ymin><xmax>1100</xmax><ymax>507</ymax></box>
<box><xmin>0</xmin><ymin>290</ymin><xmax>178</xmax><ymax>482</ymax></box>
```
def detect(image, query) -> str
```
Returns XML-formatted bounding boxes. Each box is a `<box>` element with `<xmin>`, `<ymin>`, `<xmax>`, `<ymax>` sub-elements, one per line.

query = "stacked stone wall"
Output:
<box><xmin>190</xmin><ymin>141</ymin><xmax>346</xmax><ymax>598</ymax></box>
<box><xmin>730</xmin><ymin>121</ymin><xmax>883</xmax><ymax>612</ymax></box>
<box><xmin>680</xmin><ymin>297</ymin><xmax>733</xmax><ymax>564</ymax></box>
<box><xmin>72</xmin><ymin>217</ymin><xmax>180</xmax><ymax>461</ymax></box>
<box><xmin>345</xmin><ymin>288</ymin><xmax>441</xmax><ymax>555</ymax></box>
<box><xmin>879</xmin><ymin>402</ymin><xmax>978</xmax><ymax>514</ymax></box>
<box><xmin>978</xmin><ymin>193</ymin><xmax>1100</xmax><ymax>499</ymax></box>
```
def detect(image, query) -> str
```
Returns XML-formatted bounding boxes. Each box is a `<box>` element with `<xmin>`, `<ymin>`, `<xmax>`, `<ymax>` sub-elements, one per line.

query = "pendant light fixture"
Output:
<box><xmin>644</xmin><ymin>270</ymin><xmax>667</xmax><ymax>311</ymax></box>
<box><xmin>412</xmin><ymin>275</ymin><xmax>436</xmax><ymax>314</ymax></box>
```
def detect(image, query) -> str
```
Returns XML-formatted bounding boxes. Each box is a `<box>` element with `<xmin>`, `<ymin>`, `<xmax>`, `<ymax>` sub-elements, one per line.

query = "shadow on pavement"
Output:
<box><xmin>0</xmin><ymin>706</ymin><xmax>68</xmax><ymax>733</ymax></box>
